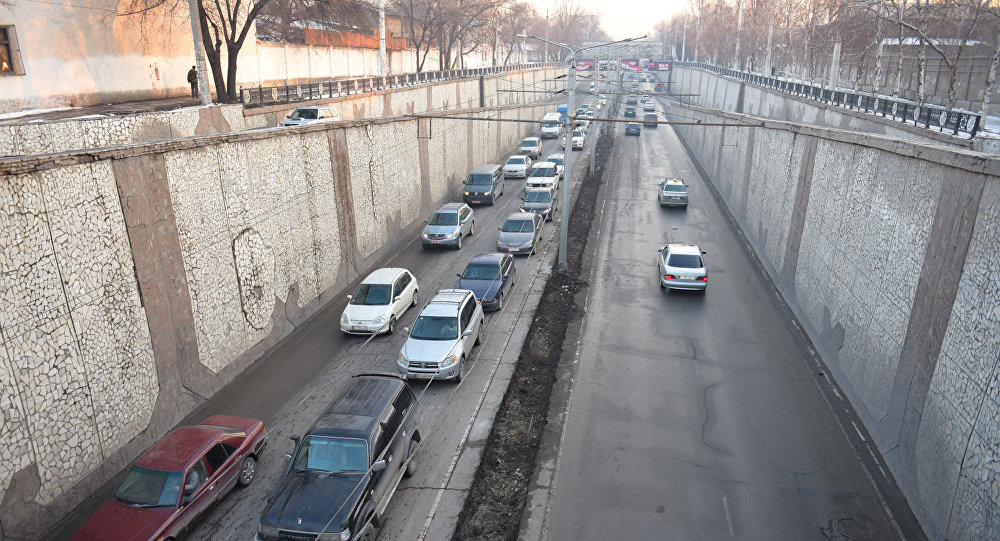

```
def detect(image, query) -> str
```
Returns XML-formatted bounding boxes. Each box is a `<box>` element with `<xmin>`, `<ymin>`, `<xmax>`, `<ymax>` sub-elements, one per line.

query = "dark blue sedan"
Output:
<box><xmin>625</xmin><ymin>122</ymin><xmax>641</xmax><ymax>136</ymax></box>
<box><xmin>457</xmin><ymin>253</ymin><xmax>516</xmax><ymax>311</ymax></box>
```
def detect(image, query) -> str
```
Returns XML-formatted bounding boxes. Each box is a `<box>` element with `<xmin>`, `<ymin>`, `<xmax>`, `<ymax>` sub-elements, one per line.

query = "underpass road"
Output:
<box><xmin>524</xmin><ymin>81</ymin><xmax>919</xmax><ymax>540</ymax></box>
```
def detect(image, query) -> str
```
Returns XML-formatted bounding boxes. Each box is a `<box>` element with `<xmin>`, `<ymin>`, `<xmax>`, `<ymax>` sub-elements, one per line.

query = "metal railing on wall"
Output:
<box><xmin>240</xmin><ymin>63</ymin><xmax>554</xmax><ymax>108</ymax></box>
<box><xmin>675</xmin><ymin>62</ymin><xmax>982</xmax><ymax>139</ymax></box>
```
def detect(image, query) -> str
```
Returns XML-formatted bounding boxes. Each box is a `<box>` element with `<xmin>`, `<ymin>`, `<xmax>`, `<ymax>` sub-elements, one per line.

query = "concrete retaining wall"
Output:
<box><xmin>674</xmin><ymin>66</ymin><xmax>972</xmax><ymax>148</ymax></box>
<box><xmin>0</xmin><ymin>101</ymin><xmax>551</xmax><ymax>538</ymax></box>
<box><xmin>671</xmin><ymin>103</ymin><xmax>999</xmax><ymax>541</ymax></box>
<box><xmin>0</xmin><ymin>67</ymin><xmax>559</xmax><ymax>158</ymax></box>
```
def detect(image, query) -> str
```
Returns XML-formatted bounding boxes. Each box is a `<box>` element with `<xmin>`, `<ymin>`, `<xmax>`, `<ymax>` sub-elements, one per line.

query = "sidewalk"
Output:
<box><xmin>0</xmin><ymin>95</ymin><xmax>214</xmax><ymax>126</ymax></box>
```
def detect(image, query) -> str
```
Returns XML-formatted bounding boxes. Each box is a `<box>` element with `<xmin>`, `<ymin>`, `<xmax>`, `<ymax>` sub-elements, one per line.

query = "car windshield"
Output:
<box><xmin>466</xmin><ymin>174</ymin><xmax>493</xmax><ymax>186</ymax></box>
<box><xmin>428</xmin><ymin>212</ymin><xmax>458</xmax><ymax>226</ymax></box>
<box><xmin>531</xmin><ymin>167</ymin><xmax>555</xmax><ymax>178</ymax></box>
<box><xmin>506</xmin><ymin>156</ymin><xmax>526</xmax><ymax>165</ymax></box>
<box><xmin>114</xmin><ymin>466</ymin><xmax>183</xmax><ymax>508</ymax></box>
<box><xmin>663</xmin><ymin>184</ymin><xmax>686</xmax><ymax>192</ymax></box>
<box><xmin>543</xmin><ymin>122</ymin><xmax>559</xmax><ymax>128</ymax></box>
<box><xmin>462</xmin><ymin>265</ymin><xmax>501</xmax><ymax>280</ymax></box>
<box><xmin>547</xmin><ymin>157</ymin><xmax>564</xmax><ymax>166</ymax></box>
<box><xmin>573</xmin><ymin>131</ymin><xmax>583</xmax><ymax>137</ymax></box>
<box><xmin>293</xmin><ymin>436</ymin><xmax>368</xmax><ymax>473</ymax></box>
<box><xmin>411</xmin><ymin>315</ymin><xmax>460</xmax><ymax>340</ymax></box>
<box><xmin>525</xmin><ymin>191</ymin><xmax>552</xmax><ymax>203</ymax></box>
<box><xmin>289</xmin><ymin>109</ymin><xmax>318</xmax><ymax>120</ymax></box>
<box><xmin>502</xmin><ymin>219</ymin><xmax>534</xmax><ymax>233</ymax></box>
<box><xmin>520</xmin><ymin>141</ymin><xmax>536</xmax><ymax>148</ymax></box>
<box><xmin>350</xmin><ymin>284</ymin><xmax>391</xmax><ymax>305</ymax></box>
<box><xmin>667</xmin><ymin>254</ymin><xmax>703</xmax><ymax>268</ymax></box>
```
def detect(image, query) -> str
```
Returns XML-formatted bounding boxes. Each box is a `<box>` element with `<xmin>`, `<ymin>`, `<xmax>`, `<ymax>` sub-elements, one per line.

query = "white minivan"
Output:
<box><xmin>540</xmin><ymin>112</ymin><xmax>563</xmax><ymax>138</ymax></box>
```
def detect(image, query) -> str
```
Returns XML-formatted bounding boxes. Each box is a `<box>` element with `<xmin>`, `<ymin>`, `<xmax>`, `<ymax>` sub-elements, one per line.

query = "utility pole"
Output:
<box><xmin>378</xmin><ymin>0</ymin><xmax>388</xmax><ymax>75</ymax></box>
<box><xmin>590</xmin><ymin>53</ymin><xmax>599</xmax><ymax>175</ymax></box>
<box><xmin>734</xmin><ymin>0</ymin><xmax>744</xmax><ymax>70</ymax></box>
<box><xmin>186</xmin><ymin>0</ymin><xmax>211</xmax><ymax>104</ymax></box>
<box><xmin>681</xmin><ymin>16</ymin><xmax>687</xmax><ymax>62</ymax></box>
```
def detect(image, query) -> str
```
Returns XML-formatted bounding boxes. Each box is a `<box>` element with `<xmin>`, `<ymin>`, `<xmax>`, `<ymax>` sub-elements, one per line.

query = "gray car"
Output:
<box><xmin>397</xmin><ymin>289</ymin><xmax>484</xmax><ymax>382</ymax></box>
<box><xmin>658</xmin><ymin>243</ymin><xmax>708</xmax><ymax>291</ymax></box>
<box><xmin>520</xmin><ymin>187</ymin><xmax>557</xmax><ymax>221</ymax></box>
<box><xmin>658</xmin><ymin>178</ymin><xmax>688</xmax><ymax>207</ymax></box>
<box><xmin>496</xmin><ymin>212</ymin><xmax>543</xmax><ymax>255</ymax></box>
<box><xmin>421</xmin><ymin>203</ymin><xmax>474</xmax><ymax>249</ymax></box>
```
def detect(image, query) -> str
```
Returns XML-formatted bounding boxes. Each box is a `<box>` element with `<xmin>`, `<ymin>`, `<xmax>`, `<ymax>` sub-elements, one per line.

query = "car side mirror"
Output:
<box><xmin>402</xmin><ymin>327</ymin><xmax>410</xmax><ymax>334</ymax></box>
<box><xmin>346</xmin><ymin>294</ymin><xmax>353</xmax><ymax>300</ymax></box>
<box><xmin>702</xmin><ymin>250</ymin><xmax>708</xmax><ymax>255</ymax></box>
<box><xmin>289</xmin><ymin>434</ymin><xmax>300</xmax><ymax>446</ymax></box>
<box><xmin>497</xmin><ymin>227</ymin><xmax>502</xmax><ymax>231</ymax></box>
<box><xmin>457</xmin><ymin>273</ymin><xmax>462</xmax><ymax>278</ymax></box>
<box><xmin>394</xmin><ymin>295</ymin><xmax>402</xmax><ymax>302</ymax></box>
<box><xmin>463</xmin><ymin>328</ymin><xmax>474</xmax><ymax>337</ymax></box>
<box><xmin>424</xmin><ymin>218</ymin><xmax>429</xmax><ymax>224</ymax></box>
<box><xmin>372</xmin><ymin>460</ymin><xmax>387</xmax><ymax>473</ymax></box>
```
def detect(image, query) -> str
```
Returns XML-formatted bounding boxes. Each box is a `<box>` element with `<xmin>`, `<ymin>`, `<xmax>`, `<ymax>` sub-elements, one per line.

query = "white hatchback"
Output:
<box><xmin>341</xmin><ymin>268</ymin><xmax>419</xmax><ymax>335</ymax></box>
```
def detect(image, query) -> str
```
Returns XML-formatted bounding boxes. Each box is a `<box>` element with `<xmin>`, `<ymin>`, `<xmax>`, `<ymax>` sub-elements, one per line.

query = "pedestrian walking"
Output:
<box><xmin>187</xmin><ymin>66</ymin><xmax>198</xmax><ymax>98</ymax></box>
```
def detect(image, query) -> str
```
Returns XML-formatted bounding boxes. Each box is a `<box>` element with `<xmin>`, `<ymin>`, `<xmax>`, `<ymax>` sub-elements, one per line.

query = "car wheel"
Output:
<box><xmin>404</xmin><ymin>437</ymin><xmax>419</xmax><ymax>478</ymax></box>
<box><xmin>456</xmin><ymin>234</ymin><xmax>462</xmax><ymax>250</ymax></box>
<box><xmin>411</xmin><ymin>290</ymin><xmax>419</xmax><ymax>308</ymax></box>
<box><xmin>469</xmin><ymin>221</ymin><xmax>475</xmax><ymax>236</ymax></box>
<box><xmin>454</xmin><ymin>357</ymin><xmax>464</xmax><ymax>382</ymax></box>
<box><xmin>237</xmin><ymin>456</ymin><xmax>256</xmax><ymax>487</ymax></box>
<box><xmin>388</xmin><ymin>316</ymin><xmax>396</xmax><ymax>335</ymax></box>
<box><xmin>496</xmin><ymin>293</ymin><xmax>503</xmax><ymax>310</ymax></box>
<box><xmin>474</xmin><ymin>322</ymin><xmax>483</xmax><ymax>345</ymax></box>
<box><xmin>357</xmin><ymin>520</ymin><xmax>376</xmax><ymax>541</ymax></box>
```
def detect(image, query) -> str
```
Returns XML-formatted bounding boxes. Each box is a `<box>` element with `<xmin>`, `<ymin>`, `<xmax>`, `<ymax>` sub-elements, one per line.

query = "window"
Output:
<box><xmin>460</xmin><ymin>299</ymin><xmax>475</xmax><ymax>330</ymax></box>
<box><xmin>205</xmin><ymin>443</ymin><xmax>229</xmax><ymax>472</ymax></box>
<box><xmin>183</xmin><ymin>460</ymin><xmax>209</xmax><ymax>497</ymax></box>
<box><xmin>0</xmin><ymin>26</ymin><xmax>22</xmax><ymax>75</ymax></box>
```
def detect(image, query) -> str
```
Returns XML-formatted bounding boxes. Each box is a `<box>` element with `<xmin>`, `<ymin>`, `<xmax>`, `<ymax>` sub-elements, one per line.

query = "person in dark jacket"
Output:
<box><xmin>187</xmin><ymin>66</ymin><xmax>198</xmax><ymax>97</ymax></box>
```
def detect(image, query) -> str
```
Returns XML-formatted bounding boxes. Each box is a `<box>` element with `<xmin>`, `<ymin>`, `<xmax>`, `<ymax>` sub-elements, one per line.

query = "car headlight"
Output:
<box><xmin>398</xmin><ymin>353</ymin><xmax>408</xmax><ymax>366</ymax></box>
<box><xmin>341</xmin><ymin>313</ymin><xmax>350</xmax><ymax>325</ymax></box>
<box><xmin>315</xmin><ymin>531</ymin><xmax>350</xmax><ymax>541</ymax></box>
<box><xmin>422</xmin><ymin>232</ymin><xmax>429</xmax><ymax>239</ymax></box>
<box><xmin>464</xmin><ymin>191</ymin><xmax>471</xmax><ymax>196</ymax></box>
<box><xmin>441</xmin><ymin>354</ymin><xmax>457</xmax><ymax>367</ymax></box>
<box><xmin>445</xmin><ymin>230</ymin><xmax>459</xmax><ymax>238</ymax></box>
<box><xmin>258</xmin><ymin>524</ymin><xmax>279</xmax><ymax>539</ymax></box>
<box><xmin>483</xmin><ymin>191</ymin><xmax>491</xmax><ymax>196</ymax></box>
<box><xmin>521</xmin><ymin>240</ymin><xmax>534</xmax><ymax>247</ymax></box>
<box><xmin>373</xmin><ymin>315</ymin><xmax>385</xmax><ymax>325</ymax></box>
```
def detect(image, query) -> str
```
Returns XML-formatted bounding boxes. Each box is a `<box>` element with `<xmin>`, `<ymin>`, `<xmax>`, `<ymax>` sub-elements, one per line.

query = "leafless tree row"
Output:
<box><xmin>654</xmin><ymin>0</ymin><xmax>1000</xmax><ymax>115</ymax></box>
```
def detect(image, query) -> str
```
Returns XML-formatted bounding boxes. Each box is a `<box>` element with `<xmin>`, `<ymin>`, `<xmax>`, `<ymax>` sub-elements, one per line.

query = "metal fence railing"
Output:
<box><xmin>240</xmin><ymin>63</ymin><xmax>554</xmax><ymax>108</ymax></box>
<box><xmin>676</xmin><ymin>62</ymin><xmax>982</xmax><ymax>139</ymax></box>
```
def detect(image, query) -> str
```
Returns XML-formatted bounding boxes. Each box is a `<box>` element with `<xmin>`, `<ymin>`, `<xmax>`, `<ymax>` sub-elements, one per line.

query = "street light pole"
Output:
<box><xmin>186</xmin><ymin>0</ymin><xmax>211</xmax><ymax>105</ymax></box>
<box><xmin>518</xmin><ymin>34</ymin><xmax>645</xmax><ymax>270</ymax></box>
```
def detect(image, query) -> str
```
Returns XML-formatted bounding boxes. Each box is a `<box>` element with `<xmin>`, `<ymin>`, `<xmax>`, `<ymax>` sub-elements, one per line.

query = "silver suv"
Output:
<box><xmin>658</xmin><ymin>243</ymin><xmax>708</xmax><ymax>291</ymax></box>
<box><xmin>422</xmin><ymin>203</ymin><xmax>474</xmax><ymax>249</ymax></box>
<box><xmin>397</xmin><ymin>290</ymin><xmax>485</xmax><ymax>381</ymax></box>
<box><xmin>658</xmin><ymin>178</ymin><xmax>688</xmax><ymax>208</ymax></box>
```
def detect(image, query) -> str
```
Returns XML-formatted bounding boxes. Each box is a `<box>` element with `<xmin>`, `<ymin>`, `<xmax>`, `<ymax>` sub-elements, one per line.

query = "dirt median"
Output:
<box><xmin>452</xmin><ymin>126</ymin><xmax>616</xmax><ymax>540</ymax></box>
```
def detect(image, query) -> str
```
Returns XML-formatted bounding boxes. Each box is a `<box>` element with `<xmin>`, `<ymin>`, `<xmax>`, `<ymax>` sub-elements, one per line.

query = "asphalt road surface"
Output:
<box><xmin>524</xmin><ymin>80</ymin><xmax>924</xmax><ymax>540</ymax></box>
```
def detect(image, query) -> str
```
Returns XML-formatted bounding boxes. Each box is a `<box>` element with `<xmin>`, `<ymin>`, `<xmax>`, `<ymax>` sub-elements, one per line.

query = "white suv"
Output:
<box><xmin>398</xmin><ymin>290</ymin><xmax>485</xmax><ymax>382</ymax></box>
<box><xmin>340</xmin><ymin>268</ymin><xmax>419</xmax><ymax>335</ymax></box>
<box><xmin>526</xmin><ymin>162</ymin><xmax>559</xmax><ymax>190</ymax></box>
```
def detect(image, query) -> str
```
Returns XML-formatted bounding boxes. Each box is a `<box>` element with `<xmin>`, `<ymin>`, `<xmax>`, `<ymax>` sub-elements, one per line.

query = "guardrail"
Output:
<box><xmin>676</xmin><ymin>62</ymin><xmax>982</xmax><ymax>139</ymax></box>
<box><xmin>240</xmin><ymin>63</ymin><xmax>554</xmax><ymax>107</ymax></box>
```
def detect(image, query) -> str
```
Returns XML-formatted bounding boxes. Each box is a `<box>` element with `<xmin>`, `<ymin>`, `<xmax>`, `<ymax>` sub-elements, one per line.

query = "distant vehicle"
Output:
<box><xmin>497</xmin><ymin>212</ymin><xmax>543</xmax><ymax>255</ymax></box>
<box><xmin>541</xmin><ymin>112</ymin><xmax>563</xmax><ymax>138</ymax></box>
<box><xmin>643</xmin><ymin>112</ymin><xmax>658</xmax><ymax>127</ymax></box>
<box><xmin>598</xmin><ymin>94</ymin><xmax>607</xmax><ymax>105</ymax></box>
<box><xmin>574</xmin><ymin>119</ymin><xmax>590</xmax><ymax>133</ymax></box>
<box><xmin>658</xmin><ymin>243</ymin><xmax>708</xmax><ymax>291</ymax></box>
<box><xmin>654</xmin><ymin>82</ymin><xmax>663</xmax><ymax>91</ymax></box>
<box><xmin>256</xmin><ymin>374</ymin><xmax>420</xmax><ymax>541</ymax></box>
<box><xmin>504</xmin><ymin>155</ymin><xmax>532</xmax><ymax>178</ymax></box>
<box><xmin>588</xmin><ymin>81</ymin><xmax>596</xmax><ymax>92</ymax></box>
<box><xmin>625</xmin><ymin>122</ymin><xmax>641</xmax><ymax>136</ymax></box>
<box><xmin>73</xmin><ymin>416</ymin><xmax>266</xmax><ymax>541</ymax></box>
<box><xmin>457</xmin><ymin>253</ymin><xmax>516</xmax><ymax>311</ymax></box>
<box><xmin>545</xmin><ymin>153</ymin><xmax>565</xmax><ymax>179</ymax></box>
<box><xmin>341</xmin><ymin>268</ymin><xmax>419</xmax><ymax>335</ymax></box>
<box><xmin>279</xmin><ymin>106</ymin><xmax>340</xmax><ymax>127</ymax></box>
<box><xmin>643</xmin><ymin>101</ymin><xmax>656</xmax><ymax>112</ymax></box>
<box><xmin>520</xmin><ymin>187</ymin><xmax>557</xmax><ymax>222</ymax></box>
<box><xmin>422</xmin><ymin>203</ymin><xmax>474</xmax><ymax>250</ymax></box>
<box><xmin>398</xmin><ymin>289</ymin><xmax>484</xmax><ymax>381</ymax></box>
<box><xmin>557</xmin><ymin>103</ymin><xmax>569</xmax><ymax>121</ymax></box>
<box><xmin>463</xmin><ymin>163</ymin><xmax>504</xmax><ymax>205</ymax></box>
<box><xmin>564</xmin><ymin>129</ymin><xmax>585</xmax><ymax>150</ymax></box>
<box><xmin>526</xmin><ymin>162</ymin><xmax>559</xmax><ymax>190</ymax></box>
<box><xmin>626</xmin><ymin>94</ymin><xmax>638</xmax><ymax>105</ymax></box>
<box><xmin>624</xmin><ymin>106</ymin><xmax>637</xmax><ymax>117</ymax></box>
<box><xmin>519</xmin><ymin>137</ymin><xmax>543</xmax><ymax>159</ymax></box>
<box><xmin>658</xmin><ymin>178</ymin><xmax>688</xmax><ymax>207</ymax></box>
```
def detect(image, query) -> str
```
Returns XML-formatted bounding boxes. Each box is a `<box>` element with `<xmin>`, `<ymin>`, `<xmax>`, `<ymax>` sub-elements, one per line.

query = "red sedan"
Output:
<box><xmin>72</xmin><ymin>415</ymin><xmax>266</xmax><ymax>541</ymax></box>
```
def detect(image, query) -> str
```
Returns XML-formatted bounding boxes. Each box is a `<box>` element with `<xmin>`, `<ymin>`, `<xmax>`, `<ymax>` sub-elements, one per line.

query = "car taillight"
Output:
<box><xmin>697</xmin><ymin>276</ymin><xmax>708</xmax><ymax>281</ymax></box>
<box><xmin>664</xmin><ymin>275</ymin><xmax>675</xmax><ymax>280</ymax></box>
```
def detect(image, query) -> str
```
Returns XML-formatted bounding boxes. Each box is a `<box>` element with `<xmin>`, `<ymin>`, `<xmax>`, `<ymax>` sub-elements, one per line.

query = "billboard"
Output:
<box><xmin>576</xmin><ymin>60</ymin><xmax>595</xmax><ymax>71</ymax></box>
<box><xmin>650</xmin><ymin>60</ymin><xmax>673</xmax><ymax>71</ymax></box>
<box><xmin>621</xmin><ymin>60</ymin><xmax>642</xmax><ymax>71</ymax></box>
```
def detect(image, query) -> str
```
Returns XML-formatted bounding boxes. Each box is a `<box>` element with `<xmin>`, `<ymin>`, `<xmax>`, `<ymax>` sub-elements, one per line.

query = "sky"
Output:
<box><xmin>534</xmin><ymin>0</ymin><xmax>688</xmax><ymax>40</ymax></box>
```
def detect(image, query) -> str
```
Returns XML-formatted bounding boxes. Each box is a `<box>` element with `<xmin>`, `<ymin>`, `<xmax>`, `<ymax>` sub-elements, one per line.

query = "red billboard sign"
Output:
<box><xmin>576</xmin><ymin>60</ymin><xmax>595</xmax><ymax>71</ymax></box>
<box><xmin>650</xmin><ymin>60</ymin><xmax>673</xmax><ymax>71</ymax></box>
<box><xmin>621</xmin><ymin>60</ymin><xmax>642</xmax><ymax>71</ymax></box>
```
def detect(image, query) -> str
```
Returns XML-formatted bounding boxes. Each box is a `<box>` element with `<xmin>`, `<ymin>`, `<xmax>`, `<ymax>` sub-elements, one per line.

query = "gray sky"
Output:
<box><xmin>534</xmin><ymin>0</ymin><xmax>687</xmax><ymax>40</ymax></box>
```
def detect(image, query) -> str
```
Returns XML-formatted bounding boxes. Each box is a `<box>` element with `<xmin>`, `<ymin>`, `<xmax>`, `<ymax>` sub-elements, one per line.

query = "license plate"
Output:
<box><xmin>470</xmin><ymin>200</ymin><xmax>481</xmax><ymax>203</ymax></box>
<box><xmin>681</xmin><ymin>275</ymin><xmax>694</xmax><ymax>280</ymax></box>
<box><xmin>432</xmin><ymin>241</ymin><xmax>442</xmax><ymax>244</ymax></box>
